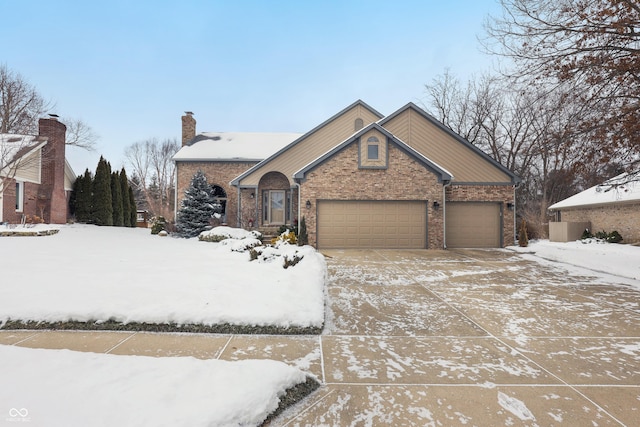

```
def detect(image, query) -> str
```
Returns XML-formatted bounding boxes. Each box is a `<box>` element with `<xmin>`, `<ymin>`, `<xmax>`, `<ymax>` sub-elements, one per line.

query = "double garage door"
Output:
<box><xmin>317</xmin><ymin>201</ymin><xmax>427</xmax><ymax>249</ymax></box>
<box><xmin>317</xmin><ymin>200</ymin><xmax>502</xmax><ymax>249</ymax></box>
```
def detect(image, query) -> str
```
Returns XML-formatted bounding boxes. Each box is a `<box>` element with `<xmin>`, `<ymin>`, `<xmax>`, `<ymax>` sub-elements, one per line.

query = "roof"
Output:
<box><xmin>293</xmin><ymin>122</ymin><xmax>454</xmax><ymax>183</ymax></box>
<box><xmin>380</xmin><ymin>103</ymin><xmax>521</xmax><ymax>185</ymax></box>
<box><xmin>1</xmin><ymin>134</ymin><xmax>48</xmax><ymax>177</ymax></box>
<box><xmin>172</xmin><ymin>132</ymin><xmax>302</xmax><ymax>162</ymax></box>
<box><xmin>548</xmin><ymin>172</ymin><xmax>640</xmax><ymax>210</ymax></box>
<box><xmin>231</xmin><ymin>99</ymin><xmax>384</xmax><ymax>186</ymax></box>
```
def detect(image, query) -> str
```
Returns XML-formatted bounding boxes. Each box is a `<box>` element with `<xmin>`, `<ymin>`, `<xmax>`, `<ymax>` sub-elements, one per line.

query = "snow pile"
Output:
<box><xmin>200</xmin><ymin>225</ymin><xmax>262</xmax><ymax>240</ymax></box>
<box><xmin>510</xmin><ymin>239</ymin><xmax>640</xmax><ymax>282</ymax></box>
<box><xmin>0</xmin><ymin>224</ymin><xmax>326</xmax><ymax>328</ymax></box>
<box><xmin>0</xmin><ymin>344</ymin><xmax>308</xmax><ymax>427</ymax></box>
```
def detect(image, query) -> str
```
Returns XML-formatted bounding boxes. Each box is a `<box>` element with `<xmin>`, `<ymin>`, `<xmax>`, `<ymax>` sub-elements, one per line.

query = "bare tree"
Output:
<box><xmin>62</xmin><ymin>117</ymin><xmax>98</xmax><ymax>151</ymax></box>
<box><xmin>0</xmin><ymin>64</ymin><xmax>51</xmax><ymax>135</ymax></box>
<box><xmin>484</xmin><ymin>0</ymin><xmax>640</xmax><ymax>167</ymax></box>
<box><xmin>1</xmin><ymin>64</ymin><xmax>98</xmax><ymax>151</ymax></box>
<box><xmin>124</xmin><ymin>138</ymin><xmax>180</xmax><ymax>219</ymax></box>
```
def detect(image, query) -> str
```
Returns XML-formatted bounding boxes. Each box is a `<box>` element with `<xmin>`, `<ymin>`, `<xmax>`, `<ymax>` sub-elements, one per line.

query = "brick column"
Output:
<box><xmin>38</xmin><ymin>117</ymin><xmax>67</xmax><ymax>223</ymax></box>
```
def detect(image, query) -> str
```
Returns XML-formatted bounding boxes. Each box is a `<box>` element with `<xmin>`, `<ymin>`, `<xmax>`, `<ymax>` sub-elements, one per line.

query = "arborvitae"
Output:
<box><xmin>111</xmin><ymin>171</ymin><xmax>124</xmax><ymax>226</ymax></box>
<box><xmin>74</xmin><ymin>169</ymin><xmax>93</xmax><ymax>223</ymax></box>
<box><xmin>92</xmin><ymin>156</ymin><xmax>113</xmax><ymax>226</ymax></box>
<box><xmin>176</xmin><ymin>170</ymin><xmax>215</xmax><ymax>237</ymax></box>
<box><xmin>128</xmin><ymin>186</ymin><xmax>137</xmax><ymax>227</ymax></box>
<box><xmin>120</xmin><ymin>168</ymin><xmax>131</xmax><ymax>227</ymax></box>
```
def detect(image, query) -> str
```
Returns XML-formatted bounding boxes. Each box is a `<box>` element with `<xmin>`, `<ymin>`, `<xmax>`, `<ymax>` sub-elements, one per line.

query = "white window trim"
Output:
<box><xmin>15</xmin><ymin>180</ymin><xmax>24</xmax><ymax>212</ymax></box>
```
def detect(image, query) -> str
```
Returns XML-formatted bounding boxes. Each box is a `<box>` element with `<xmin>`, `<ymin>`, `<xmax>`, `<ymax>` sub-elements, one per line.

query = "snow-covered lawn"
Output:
<box><xmin>1</xmin><ymin>345</ymin><xmax>308</xmax><ymax>427</ymax></box>
<box><xmin>510</xmin><ymin>239</ymin><xmax>640</xmax><ymax>282</ymax></box>
<box><xmin>0</xmin><ymin>224</ymin><xmax>326</xmax><ymax>329</ymax></box>
<box><xmin>0</xmin><ymin>224</ymin><xmax>325</xmax><ymax>426</ymax></box>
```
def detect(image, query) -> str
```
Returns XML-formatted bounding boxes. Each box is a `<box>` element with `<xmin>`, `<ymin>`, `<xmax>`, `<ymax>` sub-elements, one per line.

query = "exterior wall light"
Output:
<box><xmin>433</xmin><ymin>201</ymin><xmax>440</xmax><ymax>210</ymax></box>
<box><xmin>306</xmin><ymin>200</ymin><xmax>311</xmax><ymax>209</ymax></box>
<box><xmin>507</xmin><ymin>202</ymin><xmax>514</xmax><ymax>211</ymax></box>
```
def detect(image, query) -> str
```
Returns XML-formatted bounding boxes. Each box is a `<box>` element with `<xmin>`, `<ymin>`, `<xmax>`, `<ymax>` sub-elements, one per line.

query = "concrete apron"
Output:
<box><xmin>2</xmin><ymin>248</ymin><xmax>640</xmax><ymax>426</ymax></box>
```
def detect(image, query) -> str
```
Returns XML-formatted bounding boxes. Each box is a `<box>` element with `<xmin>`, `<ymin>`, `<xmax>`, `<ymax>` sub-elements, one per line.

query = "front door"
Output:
<box><xmin>269</xmin><ymin>190</ymin><xmax>285</xmax><ymax>224</ymax></box>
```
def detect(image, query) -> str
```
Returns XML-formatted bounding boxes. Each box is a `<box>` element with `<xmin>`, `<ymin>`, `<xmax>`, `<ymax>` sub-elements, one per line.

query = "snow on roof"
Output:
<box><xmin>172</xmin><ymin>132</ymin><xmax>303</xmax><ymax>162</ymax></box>
<box><xmin>1</xmin><ymin>133</ymin><xmax>39</xmax><ymax>159</ymax></box>
<box><xmin>548</xmin><ymin>172</ymin><xmax>640</xmax><ymax>210</ymax></box>
<box><xmin>1</xmin><ymin>134</ymin><xmax>46</xmax><ymax>176</ymax></box>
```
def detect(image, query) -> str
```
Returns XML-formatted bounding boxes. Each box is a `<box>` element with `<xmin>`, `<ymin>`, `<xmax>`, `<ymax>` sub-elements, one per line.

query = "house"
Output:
<box><xmin>174</xmin><ymin>101</ymin><xmax>520</xmax><ymax>249</ymax></box>
<box><xmin>0</xmin><ymin>117</ymin><xmax>75</xmax><ymax>224</ymax></box>
<box><xmin>548</xmin><ymin>172</ymin><xmax>640</xmax><ymax>244</ymax></box>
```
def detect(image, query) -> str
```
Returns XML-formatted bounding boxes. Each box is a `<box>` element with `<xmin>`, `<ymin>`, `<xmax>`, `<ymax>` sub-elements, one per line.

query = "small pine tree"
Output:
<box><xmin>518</xmin><ymin>218</ymin><xmax>529</xmax><ymax>247</ymax></box>
<box><xmin>297</xmin><ymin>216</ymin><xmax>309</xmax><ymax>246</ymax></box>
<box><xmin>111</xmin><ymin>171</ymin><xmax>124</xmax><ymax>226</ymax></box>
<box><xmin>176</xmin><ymin>170</ymin><xmax>216</xmax><ymax>237</ymax></box>
<box><xmin>120</xmin><ymin>168</ymin><xmax>131</xmax><ymax>227</ymax></box>
<box><xmin>92</xmin><ymin>157</ymin><xmax>113</xmax><ymax>226</ymax></box>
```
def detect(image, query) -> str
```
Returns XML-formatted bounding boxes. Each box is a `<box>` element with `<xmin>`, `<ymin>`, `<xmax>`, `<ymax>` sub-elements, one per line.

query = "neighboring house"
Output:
<box><xmin>0</xmin><ymin>117</ymin><xmax>75</xmax><ymax>224</ymax></box>
<box><xmin>548</xmin><ymin>172</ymin><xmax>640</xmax><ymax>244</ymax></box>
<box><xmin>174</xmin><ymin>101</ymin><xmax>520</xmax><ymax>249</ymax></box>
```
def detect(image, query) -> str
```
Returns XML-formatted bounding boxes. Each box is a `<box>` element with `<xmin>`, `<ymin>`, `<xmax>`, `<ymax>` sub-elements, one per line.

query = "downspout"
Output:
<box><xmin>294</xmin><ymin>181</ymin><xmax>301</xmax><ymax>229</ymax></box>
<box><xmin>442</xmin><ymin>180</ymin><xmax>452</xmax><ymax>249</ymax></box>
<box><xmin>237</xmin><ymin>186</ymin><xmax>241</xmax><ymax>228</ymax></box>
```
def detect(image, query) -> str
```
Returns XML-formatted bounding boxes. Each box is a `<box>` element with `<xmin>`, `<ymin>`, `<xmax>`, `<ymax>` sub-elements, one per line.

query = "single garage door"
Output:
<box><xmin>446</xmin><ymin>202</ymin><xmax>501</xmax><ymax>248</ymax></box>
<box><xmin>317</xmin><ymin>200</ymin><xmax>427</xmax><ymax>249</ymax></box>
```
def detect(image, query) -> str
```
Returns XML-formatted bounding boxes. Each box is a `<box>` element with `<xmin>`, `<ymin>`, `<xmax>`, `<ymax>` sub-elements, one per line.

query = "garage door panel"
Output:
<box><xmin>318</xmin><ymin>201</ymin><xmax>427</xmax><ymax>249</ymax></box>
<box><xmin>446</xmin><ymin>202</ymin><xmax>501</xmax><ymax>248</ymax></box>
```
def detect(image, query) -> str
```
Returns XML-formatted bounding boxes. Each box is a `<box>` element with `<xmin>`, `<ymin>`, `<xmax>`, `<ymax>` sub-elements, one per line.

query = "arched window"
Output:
<box><xmin>211</xmin><ymin>185</ymin><xmax>227</xmax><ymax>222</ymax></box>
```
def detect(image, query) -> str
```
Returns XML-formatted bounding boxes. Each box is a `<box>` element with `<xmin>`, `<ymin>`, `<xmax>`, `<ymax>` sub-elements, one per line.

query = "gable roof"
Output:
<box><xmin>548</xmin><ymin>172</ymin><xmax>640</xmax><ymax>210</ymax></box>
<box><xmin>231</xmin><ymin>100</ymin><xmax>384</xmax><ymax>186</ymax></box>
<box><xmin>379</xmin><ymin>103</ymin><xmax>521</xmax><ymax>185</ymax></box>
<box><xmin>173</xmin><ymin>132</ymin><xmax>302</xmax><ymax>162</ymax></box>
<box><xmin>0</xmin><ymin>134</ymin><xmax>48</xmax><ymax>178</ymax></box>
<box><xmin>293</xmin><ymin>122</ymin><xmax>453</xmax><ymax>183</ymax></box>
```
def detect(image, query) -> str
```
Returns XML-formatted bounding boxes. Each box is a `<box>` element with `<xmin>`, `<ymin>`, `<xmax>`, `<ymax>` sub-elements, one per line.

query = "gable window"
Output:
<box><xmin>15</xmin><ymin>181</ymin><xmax>24</xmax><ymax>212</ymax></box>
<box><xmin>367</xmin><ymin>136</ymin><xmax>379</xmax><ymax>160</ymax></box>
<box><xmin>263</xmin><ymin>190</ymin><xmax>291</xmax><ymax>225</ymax></box>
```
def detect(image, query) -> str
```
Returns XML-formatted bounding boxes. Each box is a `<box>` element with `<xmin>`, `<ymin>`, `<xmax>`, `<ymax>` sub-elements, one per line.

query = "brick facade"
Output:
<box><xmin>176</xmin><ymin>161</ymin><xmax>258</xmax><ymax>226</ymax></box>
<box><xmin>299</xmin><ymin>143</ymin><xmax>445</xmax><ymax>248</ymax></box>
<box><xmin>560</xmin><ymin>203</ymin><xmax>640</xmax><ymax>244</ymax></box>
<box><xmin>446</xmin><ymin>184</ymin><xmax>516</xmax><ymax>247</ymax></box>
<box><xmin>1</xmin><ymin>118</ymin><xmax>69</xmax><ymax>224</ymax></box>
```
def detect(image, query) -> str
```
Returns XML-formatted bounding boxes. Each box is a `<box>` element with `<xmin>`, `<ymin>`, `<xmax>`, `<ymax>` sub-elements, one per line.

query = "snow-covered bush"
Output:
<box><xmin>199</xmin><ymin>226</ymin><xmax>262</xmax><ymax>242</ymax></box>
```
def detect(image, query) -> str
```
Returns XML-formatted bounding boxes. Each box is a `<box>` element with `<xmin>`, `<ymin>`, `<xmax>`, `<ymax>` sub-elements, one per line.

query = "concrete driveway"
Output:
<box><xmin>273</xmin><ymin>248</ymin><xmax>640</xmax><ymax>426</ymax></box>
<box><xmin>2</xmin><ymin>249</ymin><xmax>639</xmax><ymax>426</ymax></box>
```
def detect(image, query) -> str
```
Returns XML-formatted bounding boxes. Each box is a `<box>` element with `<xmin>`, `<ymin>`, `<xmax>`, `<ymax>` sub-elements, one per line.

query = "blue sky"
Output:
<box><xmin>1</xmin><ymin>0</ymin><xmax>502</xmax><ymax>174</ymax></box>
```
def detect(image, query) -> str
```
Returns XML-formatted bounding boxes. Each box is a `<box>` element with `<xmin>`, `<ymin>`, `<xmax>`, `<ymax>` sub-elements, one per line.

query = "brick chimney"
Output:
<box><xmin>181</xmin><ymin>111</ymin><xmax>196</xmax><ymax>146</ymax></box>
<box><xmin>38</xmin><ymin>115</ymin><xmax>67</xmax><ymax>224</ymax></box>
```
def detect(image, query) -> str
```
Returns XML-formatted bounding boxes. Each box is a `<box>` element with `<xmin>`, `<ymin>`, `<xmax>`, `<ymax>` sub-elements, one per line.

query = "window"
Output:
<box><xmin>263</xmin><ymin>190</ymin><xmax>291</xmax><ymax>225</ymax></box>
<box><xmin>211</xmin><ymin>185</ymin><xmax>227</xmax><ymax>222</ymax></box>
<box><xmin>15</xmin><ymin>181</ymin><xmax>24</xmax><ymax>212</ymax></box>
<box><xmin>367</xmin><ymin>136</ymin><xmax>379</xmax><ymax>160</ymax></box>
